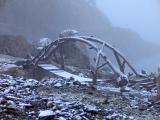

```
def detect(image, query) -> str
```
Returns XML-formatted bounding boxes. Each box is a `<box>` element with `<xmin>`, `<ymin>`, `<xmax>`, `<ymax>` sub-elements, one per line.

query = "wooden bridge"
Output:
<box><xmin>23</xmin><ymin>30</ymin><xmax>146</xmax><ymax>87</ymax></box>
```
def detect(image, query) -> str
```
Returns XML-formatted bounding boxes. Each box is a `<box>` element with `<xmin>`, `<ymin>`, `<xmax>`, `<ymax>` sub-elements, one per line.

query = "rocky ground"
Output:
<box><xmin>0</xmin><ymin>55</ymin><xmax>160</xmax><ymax>120</ymax></box>
<box><xmin>0</xmin><ymin>74</ymin><xmax>160</xmax><ymax>120</ymax></box>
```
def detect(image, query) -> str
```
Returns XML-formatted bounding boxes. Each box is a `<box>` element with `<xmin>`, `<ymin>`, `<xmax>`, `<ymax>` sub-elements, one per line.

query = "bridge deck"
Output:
<box><xmin>39</xmin><ymin>64</ymin><xmax>94</xmax><ymax>83</ymax></box>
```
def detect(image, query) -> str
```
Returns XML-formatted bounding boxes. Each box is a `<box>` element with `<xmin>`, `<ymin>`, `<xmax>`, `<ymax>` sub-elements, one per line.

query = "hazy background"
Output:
<box><xmin>97</xmin><ymin>0</ymin><xmax>160</xmax><ymax>45</ymax></box>
<box><xmin>97</xmin><ymin>0</ymin><xmax>160</xmax><ymax>72</ymax></box>
<box><xmin>0</xmin><ymin>0</ymin><xmax>160</xmax><ymax>72</ymax></box>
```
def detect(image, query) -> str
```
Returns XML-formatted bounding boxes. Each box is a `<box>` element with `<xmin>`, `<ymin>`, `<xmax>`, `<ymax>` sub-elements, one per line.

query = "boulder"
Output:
<box><xmin>35</xmin><ymin>30</ymin><xmax>91</xmax><ymax>69</ymax></box>
<box><xmin>58</xmin><ymin>30</ymin><xmax>90</xmax><ymax>69</ymax></box>
<box><xmin>0</xmin><ymin>35</ymin><xmax>34</xmax><ymax>58</ymax></box>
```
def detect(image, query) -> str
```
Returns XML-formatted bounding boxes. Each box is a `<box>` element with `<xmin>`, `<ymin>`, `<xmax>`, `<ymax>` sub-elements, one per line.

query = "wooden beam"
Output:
<box><xmin>58</xmin><ymin>43</ymin><xmax>65</xmax><ymax>70</ymax></box>
<box><xmin>81</xmin><ymin>36</ymin><xmax>139</xmax><ymax>76</ymax></box>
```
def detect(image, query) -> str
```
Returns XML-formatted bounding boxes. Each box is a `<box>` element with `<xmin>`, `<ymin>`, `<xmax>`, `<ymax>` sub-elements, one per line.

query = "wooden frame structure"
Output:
<box><xmin>28</xmin><ymin>36</ymin><xmax>140</xmax><ymax>85</ymax></box>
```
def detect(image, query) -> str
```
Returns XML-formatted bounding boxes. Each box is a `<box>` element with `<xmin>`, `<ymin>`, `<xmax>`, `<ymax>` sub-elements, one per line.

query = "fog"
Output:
<box><xmin>0</xmin><ymin>0</ymin><xmax>160</xmax><ymax>72</ymax></box>
<box><xmin>97</xmin><ymin>0</ymin><xmax>160</xmax><ymax>45</ymax></box>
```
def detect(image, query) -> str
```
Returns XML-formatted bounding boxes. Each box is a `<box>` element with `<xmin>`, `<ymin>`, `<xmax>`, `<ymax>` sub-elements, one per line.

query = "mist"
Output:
<box><xmin>0</xmin><ymin>0</ymin><xmax>160</xmax><ymax>72</ymax></box>
<box><xmin>0</xmin><ymin>1</ymin><xmax>160</xmax><ymax>119</ymax></box>
<box><xmin>97</xmin><ymin>0</ymin><xmax>160</xmax><ymax>45</ymax></box>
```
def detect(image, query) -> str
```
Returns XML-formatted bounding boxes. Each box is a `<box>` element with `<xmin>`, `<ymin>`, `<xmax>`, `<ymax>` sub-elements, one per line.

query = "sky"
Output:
<box><xmin>97</xmin><ymin>0</ymin><xmax>160</xmax><ymax>44</ymax></box>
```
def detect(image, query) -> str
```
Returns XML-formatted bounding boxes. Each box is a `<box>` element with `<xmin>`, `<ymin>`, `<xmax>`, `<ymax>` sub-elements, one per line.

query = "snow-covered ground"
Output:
<box><xmin>0</xmin><ymin>73</ymin><xmax>159</xmax><ymax>120</ymax></box>
<box><xmin>39</xmin><ymin>64</ymin><xmax>123</xmax><ymax>93</ymax></box>
<box><xmin>0</xmin><ymin>55</ymin><xmax>159</xmax><ymax>120</ymax></box>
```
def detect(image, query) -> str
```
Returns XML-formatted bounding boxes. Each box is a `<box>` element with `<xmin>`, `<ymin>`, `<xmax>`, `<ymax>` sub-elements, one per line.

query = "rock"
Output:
<box><xmin>28</xmin><ymin>111</ymin><xmax>35</xmax><ymax>115</ymax></box>
<box><xmin>2</xmin><ymin>100</ymin><xmax>23</xmax><ymax>116</ymax></box>
<box><xmin>59</xmin><ymin>30</ymin><xmax>79</xmax><ymax>38</ymax></box>
<box><xmin>0</xmin><ymin>35</ymin><xmax>34</xmax><ymax>58</ymax></box>
<box><xmin>120</xmin><ymin>87</ymin><xmax>130</xmax><ymax>92</ymax></box>
<box><xmin>141</xmin><ymin>70</ymin><xmax>147</xmax><ymax>75</ymax></box>
<box><xmin>84</xmin><ymin>105</ymin><xmax>103</xmax><ymax>115</ymax></box>
<box><xmin>139</xmin><ymin>104</ymin><xmax>148</xmax><ymax>111</ymax></box>
<box><xmin>58</xmin><ymin>117</ymin><xmax>66</xmax><ymax>120</ymax></box>
<box><xmin>3</xmin><ymin>100</ymin><xmax>16</xmax><ymax>109</ymax></box>
<box><xmin>0</xmin><ymin>71</ymin><xmax>158</xmax><ymax>120</ymax></box>
<box><xmin>54</xmin><ymin>83</ymin><xmax>62</xmax><ymax>87</ymax></box>
<box><xmin>117</xmin><ymin>75</ymin><xmax>128</xmax><ymax>87</ymax></box>
<box><xmin>85</xmin><ymin>105</ymin><xmax>97</xmax><ymax>111</ymax></box>
<box><xmin>46</xmin><ymin>101</ymin><xmax>55</xmax><ymax>108</ymax></box>
<box><xmin>19</xmin><ymin>103</ymin><xmax>32</xmax><ymax>109</ymax></box>
<box><xmin>24</xmin><ymin>79</ymin><xmax>38</xmax><ymax>87</ymax></box>
<box><xmin>73</xmin><ymin>80</ymin><xmax>81</xmax><ymax>86</ymax></box>
<box><xmin>0</xmin><ymin>97</ymin><xmax>7</xmax><ymax>104</ymax></box>
<box><xmin>58</xmin><ymin>30</ymin><xmax>90</xmax><ymax>69</ymax></box>
<box><xmin>39</xmin><ymin>110</ymin><xmax>56</xmax><ymax>119</ymax></box>
<box><xmin>37</xmin><ymin>38</ymin><xmax>52</xmax><ymax>50</ymax></box>
<box><xmin>69</xmin><ymin>77</ymin><xmax>75</xmax><ymax>81</ymax></box>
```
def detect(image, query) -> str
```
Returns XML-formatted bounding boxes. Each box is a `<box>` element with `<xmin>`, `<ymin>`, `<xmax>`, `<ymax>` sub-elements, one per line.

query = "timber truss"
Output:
<box><xmin>25</xmin><ymin>36</ymin><xmax>140</xmax><ymax>85</ymax></box>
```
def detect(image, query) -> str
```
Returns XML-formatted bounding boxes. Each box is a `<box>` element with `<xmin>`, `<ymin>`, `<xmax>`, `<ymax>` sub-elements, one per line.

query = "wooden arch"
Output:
<box><xmin>28</xmin><ymin>36</ymin><xmax>140</xmax><ymax>85</ymax></box>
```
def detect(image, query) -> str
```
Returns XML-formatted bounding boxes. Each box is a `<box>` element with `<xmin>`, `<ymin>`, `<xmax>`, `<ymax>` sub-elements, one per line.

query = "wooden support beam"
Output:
<box><xmin>121</xmin><ymin>61</ymin><xmax>126</xmax><ymax>73</ymax></box>
<box><xmin>97</xmin><ymin>62</ymin><xmax>108</xmax><ymax>70</ymax></box>
<box><xmin>58</xmin><ymin>43</ymin><xmax>65</xmax><ymax>70</ymax></box>
<box><xmin>114</xmin><ymin>51</ymin><xmax>123</xmax><ymax>72</ymax></box>
<box><xmin>81</xmin><ymin>36</ymin><xmax>139</xmax><ymax>76</ymax></box>
<box><xmin>92</xmin><ymin>43</ymin><xmax>105</xmax><ymax>85</ymax></box>
<box><xmin>114</xmin><ymin>51</ymin><xmax>125</xmax><ymax>73</ymax></box>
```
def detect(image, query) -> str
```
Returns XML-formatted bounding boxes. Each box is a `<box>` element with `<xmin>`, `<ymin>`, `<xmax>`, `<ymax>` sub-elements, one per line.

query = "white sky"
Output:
<box><xmin>97</xmin><ymin>0</ymin><xmax>160</xmax><ymax>44</ymax></box>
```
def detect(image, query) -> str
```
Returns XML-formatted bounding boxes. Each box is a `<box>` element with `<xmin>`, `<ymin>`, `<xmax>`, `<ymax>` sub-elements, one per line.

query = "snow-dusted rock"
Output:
<box><xmin>19</xmin><ymin>103</ymin><xmax>32</xmax><ymax>109</ymax></box>
<box><xmin>58</xmin><ymin>117</ymin><xmax>66</xmax><ymax>120</ymax></box>
<box><xmin>54</xmin><ymin>83</ymin><xmax>62</xmax><ymax>87</ymax></box>
<box><xmin>0</xmin><ymin>73</ymin><xmax>158</xmax><ymax>120</ymax></box>
<box><xmin>39</xmin><ymin>110</ymin><xmax>55</xmax><ymax>118</ymax></box>
<box><xmin>85</xmin><ymin>104</ymin><xmax>97</xmax><ymax>111</ymax></box>
<box><xmin>46</xmin><ymin>101</ymin><xmax>55</xmax><ymax>108</ymax></box>
<box><xmin>37</xmin><ymin>38</ymin><xmax>52</xmax><ymax>50</ymax></box>
<box><xmin>59</xmin><ymin>30</ymin><xmax>79</xmax><ymax>38</ymax></box>
<box><xmin>24</xmin><ymin>79</ymin><xmax>38</xmax><ymax>87</ymax></box>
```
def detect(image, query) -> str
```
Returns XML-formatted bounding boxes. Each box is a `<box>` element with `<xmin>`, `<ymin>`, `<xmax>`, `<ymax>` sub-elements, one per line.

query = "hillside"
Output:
<box><xmin>0</xmin><ymin>35</ymin><xmax>33</xmax><ymax>58</ymax></box>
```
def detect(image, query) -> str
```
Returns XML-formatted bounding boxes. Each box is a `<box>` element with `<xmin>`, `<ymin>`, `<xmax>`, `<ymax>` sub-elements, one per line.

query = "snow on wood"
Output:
<box><xmin>39</xmin><ymin>64</ymin><xmax>93</xmax><ymax>83</ymax></box>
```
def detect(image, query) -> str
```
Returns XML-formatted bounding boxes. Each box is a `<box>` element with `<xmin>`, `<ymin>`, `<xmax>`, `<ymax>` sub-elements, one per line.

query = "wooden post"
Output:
<box><xmin>114</xmin><ymin>51</ymin><xmax>124</xmax><ymax>73</ymax></box>
<box><xmin>90</xmin><ymin>70</ymin><xmax>97</xmax><ymax>90</ymax></box>
<box><xmin>92</xmin><ymin>43</ymin><xmax>105</xmax><ymax>86</ymax></box>
<box><xmin>58</xmin><ymin>43</ymin><xmax>65</xmax><ymax>70</ymax></box>
<box><xmin>121</xmin><ymin>61</ymin><xmax>125</xmax><ymax>73</ymax></box>
<box><xmin>113</xmin><ymin>50</ymin><xmax>127</xmax><ymax>74</ymax></box>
